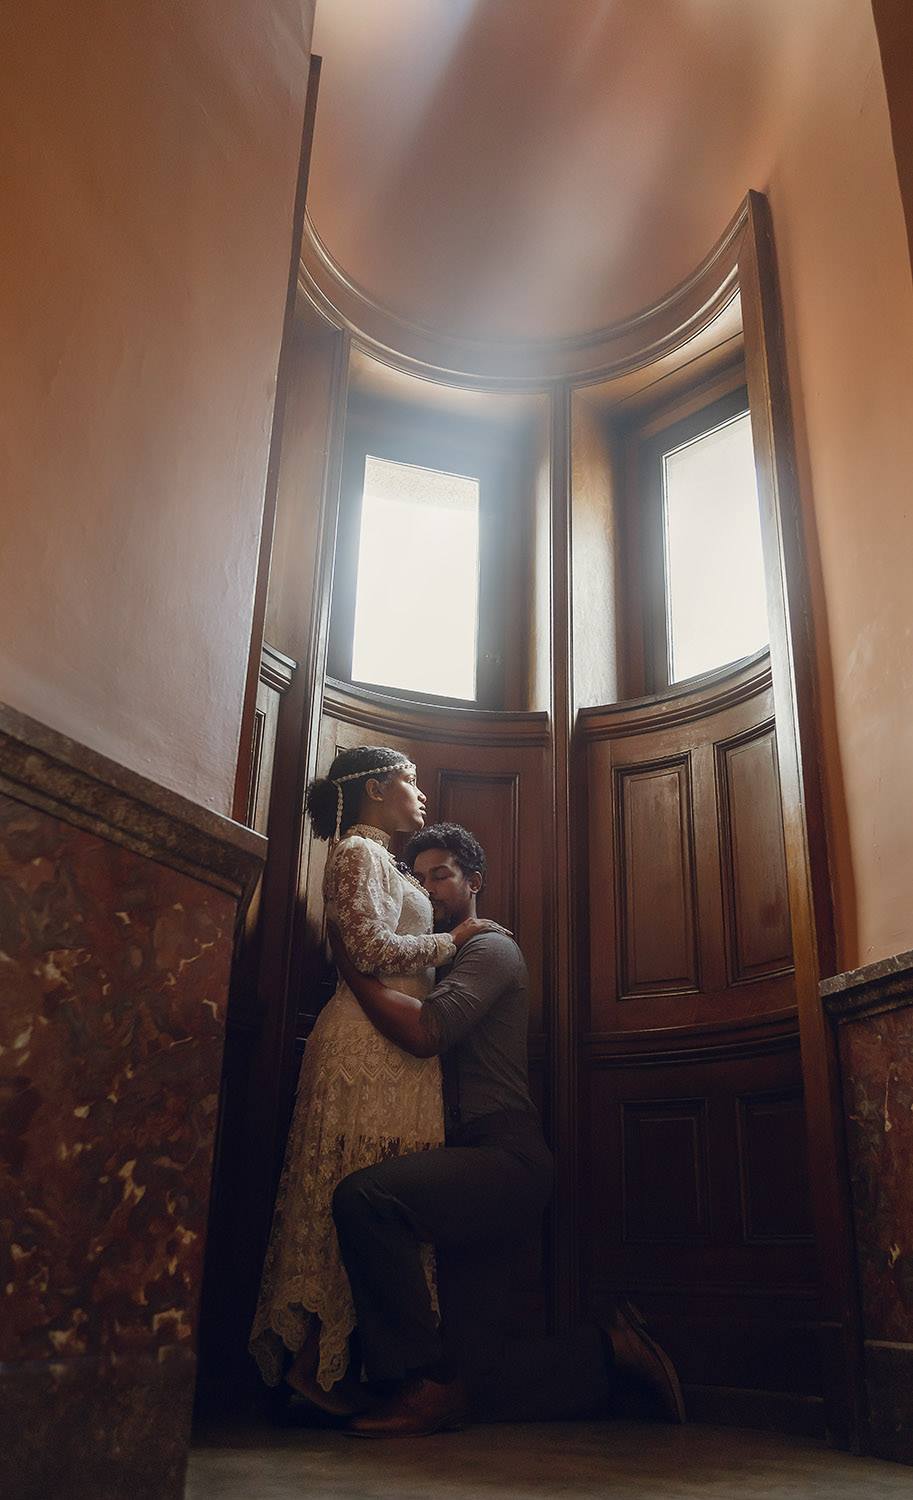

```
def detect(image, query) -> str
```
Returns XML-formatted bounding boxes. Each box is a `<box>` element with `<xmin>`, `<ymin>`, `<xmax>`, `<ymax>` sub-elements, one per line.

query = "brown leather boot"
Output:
<box><xmin>606</xmin><ymin>1299</ymin><xmax>686</xmax><ymax>1423</ymax></box>
<box><xmin>346</xmin><ymin>1375</ymin><xmax>469</xmax><ymax>1437</ymax></box>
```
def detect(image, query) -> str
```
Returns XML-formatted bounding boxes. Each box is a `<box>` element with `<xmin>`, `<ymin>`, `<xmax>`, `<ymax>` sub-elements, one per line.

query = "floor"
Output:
<box><xmin>187</xmin><ymin>1420</ymin><xmax>910</xmax><ymax>1499</ymax></box>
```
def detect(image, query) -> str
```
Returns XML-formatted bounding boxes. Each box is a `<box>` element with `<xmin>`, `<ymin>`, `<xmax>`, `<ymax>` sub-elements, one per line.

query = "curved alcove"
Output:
<box><xmin>215</xmin><ymin>193</ymin><xmax>841</xmax><ymax>1438</ymax></box>
<box><xmin>300</xmin><ymin>201</ymin><xmax>745</xmax><ymax>385</ymax></box>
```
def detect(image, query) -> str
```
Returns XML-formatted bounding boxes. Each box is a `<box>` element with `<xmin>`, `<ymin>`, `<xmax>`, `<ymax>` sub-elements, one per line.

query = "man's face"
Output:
<box><xmin>411</xmin><ymin>848</ymin><xmax>479</xmax><ymax>930</ymax></box>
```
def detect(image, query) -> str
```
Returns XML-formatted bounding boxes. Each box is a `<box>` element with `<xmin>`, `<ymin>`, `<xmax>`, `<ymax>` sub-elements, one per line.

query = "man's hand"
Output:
<box><xmin>450</xmin><ymin>917</ymin><xmax>512</xmax><ymax>950</ymax></box>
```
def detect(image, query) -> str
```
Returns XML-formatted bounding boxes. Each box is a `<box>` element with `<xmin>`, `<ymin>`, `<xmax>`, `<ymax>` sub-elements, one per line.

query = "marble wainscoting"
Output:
<box><xmin>0</xmin><ymin>706</ymin><xmax>265</xmax><ymax>1500</ymax></box>
<box><xmin>822</xmin><ymin>951</ymin><xmax>913</xmax><ymax>1465</ymax></box>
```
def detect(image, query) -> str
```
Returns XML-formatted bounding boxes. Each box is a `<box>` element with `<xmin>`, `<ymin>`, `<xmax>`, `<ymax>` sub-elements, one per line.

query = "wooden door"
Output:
<box><xmin>578</xmin><ymin>656</ymin><xmax>823</xmax><ymax>1431</ymax></box>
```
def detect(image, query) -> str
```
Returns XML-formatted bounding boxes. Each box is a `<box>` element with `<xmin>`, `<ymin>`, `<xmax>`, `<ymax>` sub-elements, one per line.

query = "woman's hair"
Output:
<box><xmin>305</xmin><ymin>745</ymin><xmax>412</xmax><ymax>841</ymax></box>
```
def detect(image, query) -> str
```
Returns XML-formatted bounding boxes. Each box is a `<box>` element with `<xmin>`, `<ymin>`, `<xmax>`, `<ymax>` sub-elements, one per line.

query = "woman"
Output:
<box><xmin>249</xmin><ymin>744</ymin><xmax>491</xmax><ymax>1409</ymax></box>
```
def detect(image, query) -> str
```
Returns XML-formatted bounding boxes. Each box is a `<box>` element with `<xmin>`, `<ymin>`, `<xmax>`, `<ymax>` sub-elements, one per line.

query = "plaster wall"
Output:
<box><xmin>0</xmin><ymin>0</ymin><xmax>315</xmax><ymax>813</ymax></box>
<box><xmin>764</xmin><ymin>0</ymin><xmax>913</xmax><ymax>967</ymax></box>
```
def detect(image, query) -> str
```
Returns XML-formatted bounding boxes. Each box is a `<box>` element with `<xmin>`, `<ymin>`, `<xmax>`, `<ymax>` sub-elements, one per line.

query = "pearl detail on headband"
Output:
<box><xmin>330</xmin><ymin>760</ymin><xmax>415</xmax><ymax>840</ymax></box>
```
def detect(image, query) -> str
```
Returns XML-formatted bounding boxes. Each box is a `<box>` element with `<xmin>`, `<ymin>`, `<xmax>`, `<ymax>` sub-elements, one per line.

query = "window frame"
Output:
<box><xmin>328</xmin><ymin>400</ymin><xmax>512</xmax><ymax>710</ymax></box>
<box><xmin>635</xmin><ymin>383</ymin><xmax>762</xmax><ymax>693</ymax></box>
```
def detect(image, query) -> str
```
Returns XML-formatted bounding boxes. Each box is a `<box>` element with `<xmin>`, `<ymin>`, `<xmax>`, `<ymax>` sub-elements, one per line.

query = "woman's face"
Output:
<box><xmin>373</xmin><ymin>766</ymin><xmax>426</xmax><ymax>833</ymax></box>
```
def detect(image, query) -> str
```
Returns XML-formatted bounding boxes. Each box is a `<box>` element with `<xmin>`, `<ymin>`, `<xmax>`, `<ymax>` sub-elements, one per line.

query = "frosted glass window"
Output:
<box><xmin>352</xmin><ymin>456</ymin><xmax>480</xmax><ymax>700</ymax></box>
<box><xmin>663</xmin><ymin>412</ymin><xmax>768</xmax><ymax>682</ymax></box>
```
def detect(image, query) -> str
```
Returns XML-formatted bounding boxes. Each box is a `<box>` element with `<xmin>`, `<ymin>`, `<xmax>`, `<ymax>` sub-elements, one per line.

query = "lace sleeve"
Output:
<box><xmin>327</xmin><ymin>838</ymin><xmax>456</xmax><ymax>974</ymax></box>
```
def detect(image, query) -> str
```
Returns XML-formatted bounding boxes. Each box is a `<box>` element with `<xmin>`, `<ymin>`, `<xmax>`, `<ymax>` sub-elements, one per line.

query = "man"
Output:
<box><xmin>331</xmin><ymin>822</ymin><xmax>684</xmax><ymax>1437</ymax></box>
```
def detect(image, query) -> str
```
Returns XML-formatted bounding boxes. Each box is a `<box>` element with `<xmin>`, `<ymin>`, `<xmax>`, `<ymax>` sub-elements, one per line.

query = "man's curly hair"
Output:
<box><xmin>403</xmin><ymin>822</ymin><xmax>486</xmax><ymax>893</ymax></box>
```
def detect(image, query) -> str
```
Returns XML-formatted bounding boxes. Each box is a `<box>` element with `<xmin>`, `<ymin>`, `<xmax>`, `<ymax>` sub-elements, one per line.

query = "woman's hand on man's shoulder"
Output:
<box><xmin>450</xmin><ymin>917</ymin><xmax>513</xmax><ymax>950</ymax></box>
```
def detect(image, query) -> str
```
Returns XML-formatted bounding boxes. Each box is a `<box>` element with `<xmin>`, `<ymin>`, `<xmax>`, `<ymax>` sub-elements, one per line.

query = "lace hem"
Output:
<box><xmin>250</xmin><ymin>892</ymin><xmax>445</xmax><ymax>1393</ymax></box>
<box><xmin>249</xmin><ymin>1240</ymin><xmax>439</xmax><ymax>1392</ymax></box>
<box><xmin>249</xmin><ymin>1131</ymin><xmax>440</xmax><ymax>1391</ymax></box>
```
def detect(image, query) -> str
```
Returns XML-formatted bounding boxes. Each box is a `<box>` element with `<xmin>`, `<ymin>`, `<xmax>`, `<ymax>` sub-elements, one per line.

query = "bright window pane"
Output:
<box><xmin>663</xmin><ymin>412</ymin><xmax>768</xmax><ymax>682</ymax></box>
<box><xmin>352</xmin><ymin>456</ymin><xmax>480</xmax><ymax>700</ymax></box>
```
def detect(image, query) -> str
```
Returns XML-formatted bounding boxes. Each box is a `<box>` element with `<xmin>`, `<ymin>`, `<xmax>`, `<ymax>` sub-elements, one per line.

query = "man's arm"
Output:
<box><xmin>329</xmin><ymin>929</ymin><xmax>440</xmax><ymax>1057</ymax></box>
<box><xmin>329</xmin><ymin>923</ymin><xmax>519</xmax><ymax>1058</ymax></box>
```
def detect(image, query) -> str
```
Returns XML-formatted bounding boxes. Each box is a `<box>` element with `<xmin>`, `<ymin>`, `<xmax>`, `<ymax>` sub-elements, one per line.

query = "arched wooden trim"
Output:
<box><xmin>299</xmin><ymin>200</ymin><xmax>746</xmax><ymax>387</ymax></box>
<box><xmin>579</xmin><ymin>650</ymin><xmax>772</xmax><ymax>742</ymax></box>
<box><xmin>233</xmin><ymin>54</ymin><xmax>323</xmax><ymax>824</ymax></box>
<box><xmin>323</xmin><ymin>678</ymin><xmax>549</xmax><ymax>748</ymax></box>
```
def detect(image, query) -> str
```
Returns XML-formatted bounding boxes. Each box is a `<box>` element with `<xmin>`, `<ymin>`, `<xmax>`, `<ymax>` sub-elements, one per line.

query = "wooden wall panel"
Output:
<box><xmin>244</xmin><ymin>644</ymin><xmax>296</xmax><ymax>836</ymax></box>
<box><xmin>578</xmin><ymin>658</ymin><xmax>817</xmax><ymax>1429</ymax></box>
<box><xmin>737</xmin><ymin>1088</ymin><xmax>815</xmax><ymax>1244</ymax></box>
<box><xmin>615</xmin><ymin>757</ymin><xmax>699</xmax><ymax>997</ymax></box>
<box><xmin>583</xmin><ymin>1041</ymin><xmax>822</xmax><ymax>1431</ymax></box>
<box><xmin>583</xmin><ymin>660</ymin><xmax>794</xmax><ymax>1036</ymax></box>
<box><xmin>622</xmin><ymin>1098</ymin><xmax>710</xmax><ymax>1242</ymax></box>
<box><xmin>716</xmin><ymin>722</ymin><xmax>792</xmax><ymax>983</ymax></box>
<box><xmin>438</xmin><ymin>770</ymin><xmax>519</xmax><ymax>931</ymax></box>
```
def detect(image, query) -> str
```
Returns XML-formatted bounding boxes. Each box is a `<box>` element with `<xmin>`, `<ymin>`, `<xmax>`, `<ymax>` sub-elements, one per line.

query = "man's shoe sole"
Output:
<box><xmin>345</xmin><ymin>1415</ymin><xmax>466</xmax><ymax>1438</ymax></box>
<box><xmin>616</xmin><ymin>1298</ymin><xmax>686</xmax><ymax>1424</ymax></box>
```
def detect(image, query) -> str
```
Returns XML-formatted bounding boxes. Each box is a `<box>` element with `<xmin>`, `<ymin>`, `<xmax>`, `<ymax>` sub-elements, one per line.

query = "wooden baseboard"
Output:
<box><xmin>682</xmin><ymin>1384</ymin><xmax>827</xmax><ymax>1437</ymax></box>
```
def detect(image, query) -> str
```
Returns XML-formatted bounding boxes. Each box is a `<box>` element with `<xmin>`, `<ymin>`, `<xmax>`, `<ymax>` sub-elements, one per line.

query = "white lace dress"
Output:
<box><xmin>249</xmin><ymin>824</ymin><xmax>455</xmax><ymax>1391</ymax></box>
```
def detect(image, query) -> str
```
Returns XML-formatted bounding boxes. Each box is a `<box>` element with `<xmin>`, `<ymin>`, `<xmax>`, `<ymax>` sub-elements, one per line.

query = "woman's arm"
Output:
<box><xmin>328</xmin><ymin>838</ymin><xmax>456</xmax><ymax>974</ymax></box>
<box><xmin>329</xmin><ymin>916</ymin><xmax>507</xmax><ymax>1056</ymax></box>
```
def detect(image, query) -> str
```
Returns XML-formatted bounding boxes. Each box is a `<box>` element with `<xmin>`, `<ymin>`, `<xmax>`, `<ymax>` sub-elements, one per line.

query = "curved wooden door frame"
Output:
<box><xmin>738</xmin><ymin>191</ymin><xmax>863</xmax><ymax>1447</ymax></box>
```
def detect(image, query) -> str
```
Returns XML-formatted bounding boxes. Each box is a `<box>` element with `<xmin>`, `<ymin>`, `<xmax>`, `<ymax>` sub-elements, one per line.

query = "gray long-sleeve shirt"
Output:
<box><xmin>420</xmin><ymin>931</ymin><xmax>535</xmax><ymax>1124</ymax></box>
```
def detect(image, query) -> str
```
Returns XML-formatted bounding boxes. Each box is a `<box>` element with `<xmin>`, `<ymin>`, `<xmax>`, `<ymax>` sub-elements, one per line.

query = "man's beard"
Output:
<box><xmin>432</xmin><ymin>906</ymin><xmax>457</xmax><ymax>933</ymax></box>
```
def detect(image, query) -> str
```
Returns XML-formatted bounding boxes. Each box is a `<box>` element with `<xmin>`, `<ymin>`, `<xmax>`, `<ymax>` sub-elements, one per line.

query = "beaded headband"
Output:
<box><xmin>330</xmin><ymin>759</ymin><xmax>415</xmax><ymax>840</ymax></box>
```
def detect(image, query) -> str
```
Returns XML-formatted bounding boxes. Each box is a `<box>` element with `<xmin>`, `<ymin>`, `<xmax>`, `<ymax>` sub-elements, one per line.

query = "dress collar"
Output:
<box><xmin>343</xmin><ymin>824</ymin><xmax>428</xmax><ymax>897</ymax></box>
<box><xmin>345</xmin><ymin>823</ymin><xmax>391</xmax><ymax>849</ymax></box>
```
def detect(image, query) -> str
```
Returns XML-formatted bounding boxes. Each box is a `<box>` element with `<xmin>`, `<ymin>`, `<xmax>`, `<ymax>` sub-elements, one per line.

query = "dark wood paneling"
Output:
<box><xmin>614</xmin><ymin>756</ymin><xmax>699</xmax><ymax>998</ymax></box>
<box><xmin>585</xmin><ymin>658</ymin><xmax>794</xmax><ymax>1037</ymax></box>
<box><xmin>586</xmin><ymin>1040</ymin><xmax>816</xmax><ymax>1286</ymax></box>
<box><xmin>437</xmin><ymin>770</ymin><xmax>519</xmax><ymax>930</ymax></box>
<box><xmin>583</xmin><ymin>1036</ymin><xmax>821</xmax><ymax>1430</ymax></box>
<box><xmin>244</xmin><ymin>644</ymin><xmax>296</xmax><ymax>836</ymax></box>
<box><xmin>622</xmin><ymin>1098</ymin><xmax>710</xmax><ymax>1243</ymax></box>
<box><xmin>737</xmin><ymin>1088</ymin><xmax>815</xmax><ymax>1243</ymax></box>
<box><xmin>716</xmin><ymin>721</ymin><xmax>792</xmax><ymax>984</ymax></box>
<box><xmin>579</xmin><ymin>654</ymin><xmax>814</xmax><ymax>1427</ymax></box>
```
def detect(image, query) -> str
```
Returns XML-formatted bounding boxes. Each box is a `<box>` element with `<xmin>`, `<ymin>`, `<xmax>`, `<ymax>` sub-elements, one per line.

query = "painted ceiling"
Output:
<box><xmin>308</xmin><ymin>0</ymin><xmax>824</xmax><ymax>343</ymax></box>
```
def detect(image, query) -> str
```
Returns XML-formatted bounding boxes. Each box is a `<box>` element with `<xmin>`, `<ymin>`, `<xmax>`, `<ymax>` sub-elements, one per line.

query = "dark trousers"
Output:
<box><xmin>332</xmin><ymin>1110</ymin><xmax>614</xmax><ymax>1421</ymax></box>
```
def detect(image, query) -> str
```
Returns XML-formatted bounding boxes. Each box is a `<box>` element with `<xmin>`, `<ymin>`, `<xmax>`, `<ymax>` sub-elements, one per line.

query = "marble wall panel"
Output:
<box><xmin>0</xmin><ymin>791</ymin><xmax>236</xmax><ymax>1496</ymax></box>
<box><xmin>1</xmin><ymin>1350</ymin><xmax>194</xmax><ymax>1500</ymax></box>
<box><xmin>824</xmin><ymin>952</ymin><xmax>913</xmax><ymax>1464</ymax></box>
<box><xmin>838</xmin><ymin>1003</ymin><xmax>913</xmax><ymax>1346</ymax></box>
